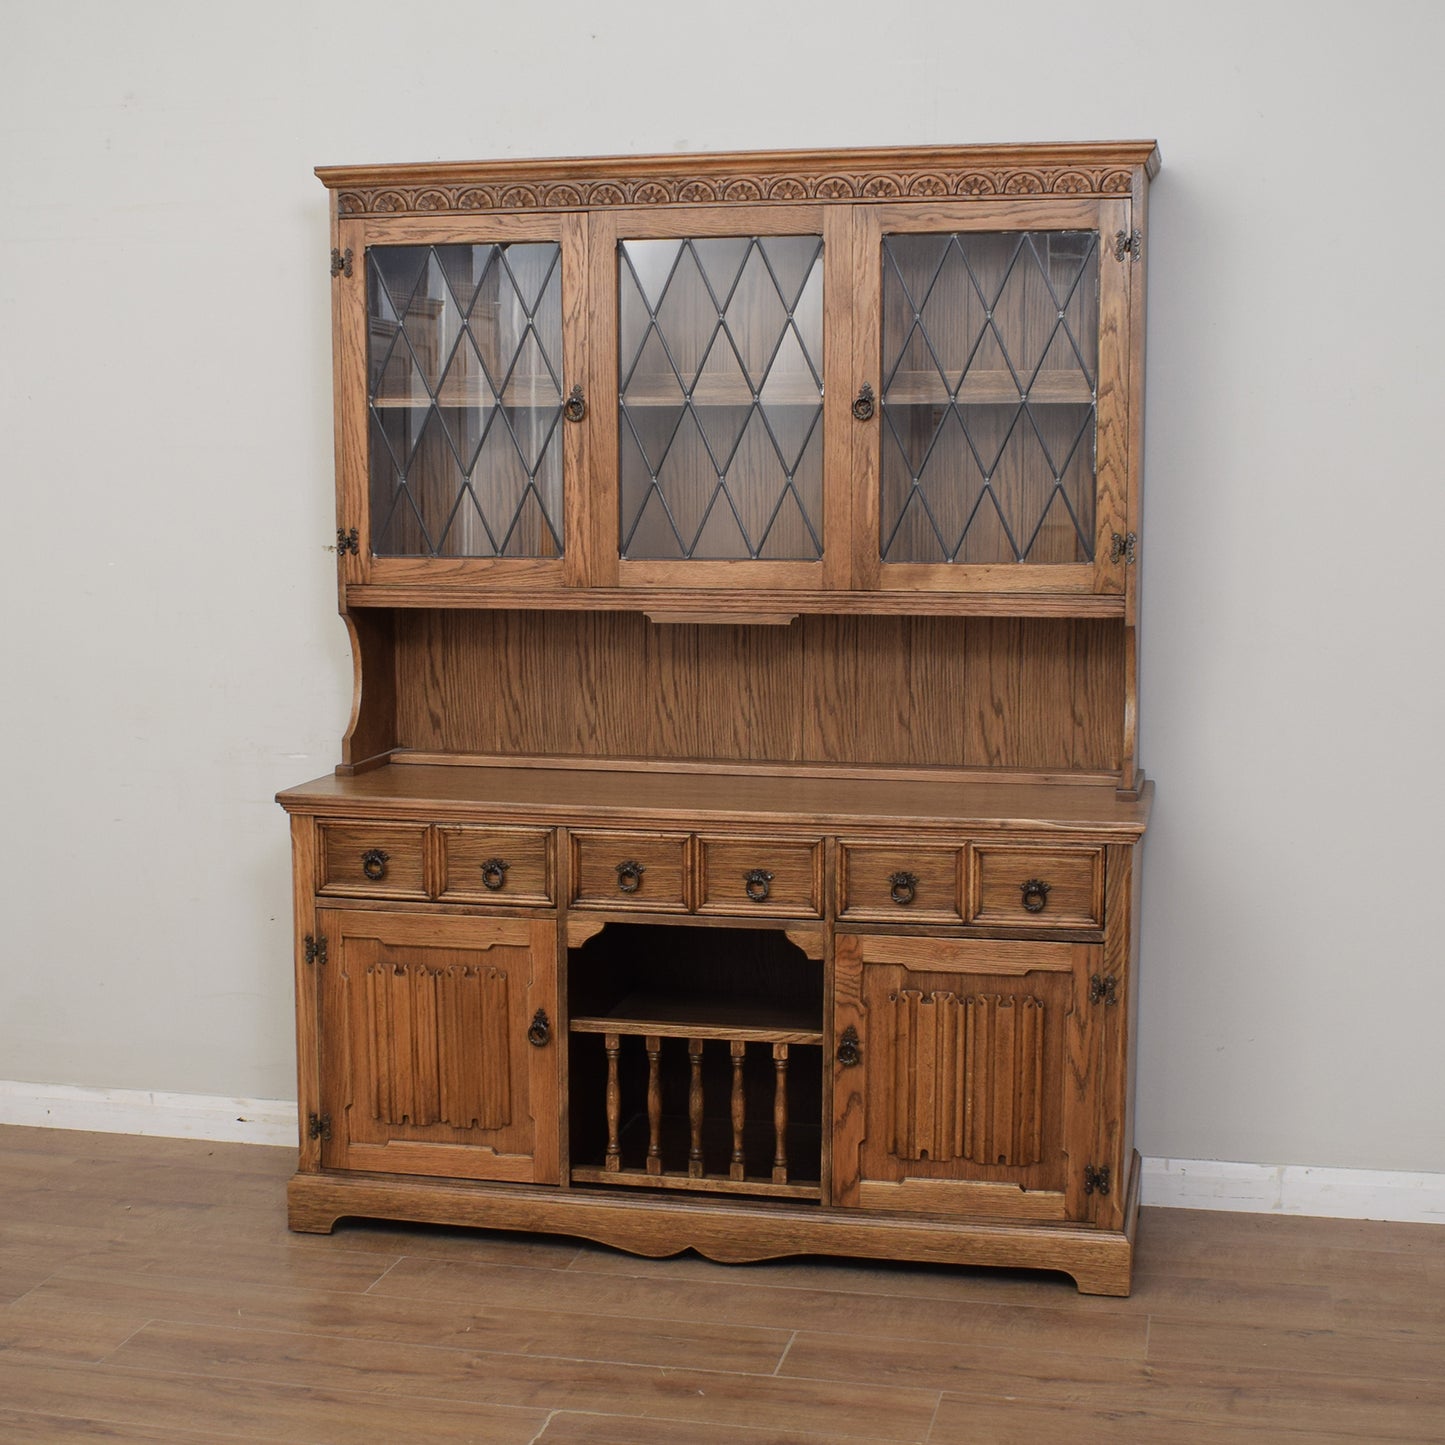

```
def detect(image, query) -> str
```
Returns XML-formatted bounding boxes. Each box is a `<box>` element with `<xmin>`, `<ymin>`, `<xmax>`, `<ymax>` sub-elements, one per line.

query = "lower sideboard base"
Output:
<box><xmin>287</xmin><ymin>1150</ymin><xmax>1141</xmax><ymax>1296</ymax></box>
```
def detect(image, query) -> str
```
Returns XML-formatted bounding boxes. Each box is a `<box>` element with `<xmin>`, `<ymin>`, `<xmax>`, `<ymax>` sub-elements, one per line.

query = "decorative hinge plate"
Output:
<box><xmin>1113</xmin><ymin>228</ymin><xmax>1142</xmax><ymax>263</ymax></box>
<box><xmin>1110</xmin><ymin>531</ymin><xmax>1137</xmax><ymax>566</ymax></box>
<box><xmin>307</xmin><ymin>1113</ymin><xmax>332</xmax><ymax>1141</ymax></box>
<box><xmin>1089</xmin><ymin>973</ymin><xmax>1119</xmax><ymax>1006</ymax></box>
<box><xmin>330</xmin><ymin>247</ymin><xmax>353</xmax><ymax>278</ymax></box>
<box><xmin>303</xmin><ymin>934</ymin><xmax>327</xmax><ymax>967</ymax></box>
<box><xmin>336</xmin><ymin>527</ymin><xmax>360</xmax><ymax>556</ymax></box>
<box><xmin>1083</xmin><ymin>1164</ymin><xmax>1112</xmax><ymax>1196</ymax></box>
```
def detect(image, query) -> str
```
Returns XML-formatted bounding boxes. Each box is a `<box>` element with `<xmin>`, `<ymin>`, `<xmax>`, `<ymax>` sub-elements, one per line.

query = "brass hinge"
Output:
<box><xmin>336</xmin><ymin>527</ymin><xmax>360</xmax><ymax>556</ymax></box>
<box><xmin>1083</xmin><ymin>1164</ymin><xmax>1112</xmax><ymax>1196</ymax></box>
<box><xmin>1089</xmin><ymin>973</ymin><xmax>1119</xmax><ymax>1006</ymax></box>
<box><xmin>1110</xmin><ymin>531</ymin><xmax>1137</xmax><ymax>566</ymax></box>
<box><xmin>307</xmin><ymin>1113</ymin><xmax>332</xmax><ymax>1141</ymax></box>
<box><xmin>330</xmin><ymin>247</ymin><xmax>353</xmax><ymax>278</ymax></box>
<box><xmin>303</xmin><ymin>934</ymin><xmax>327</xmax><ymax>967</ymax></box>
<box><xmin>1113</xmin><ymin>228</ymin><xmax>1142</xmax><ymax>263</ymax></box>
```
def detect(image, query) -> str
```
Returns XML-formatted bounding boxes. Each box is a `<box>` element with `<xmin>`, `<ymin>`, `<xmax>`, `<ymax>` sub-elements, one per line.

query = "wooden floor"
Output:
<box><xmin>1</xmin><ymin>1127</ymin><xmax>1442</xmax><ymax>1443</ymax></box>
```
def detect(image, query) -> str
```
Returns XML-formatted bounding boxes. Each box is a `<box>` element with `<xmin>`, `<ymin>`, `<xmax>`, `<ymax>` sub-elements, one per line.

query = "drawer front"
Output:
<box><xmin>969</xmin><ymin>844</ymin><xmax>1104</xmax><ymax>928</ymax></box>
<box><xmin>319</xmin><ymin>823</ymin><xmax>429</xmax><ymax>899</ymax></box>
<box><xmin>437</xmin><ymin>825</ymin><xmax>555</xmax><ymax>905</ymax></box>
<box><xmin>838</xmin><ymin>842</ymin><xmax>963</xmax><ymax>924</ymax></box>
<box><xmin>570</xmin><ymin>831</ymin><xmax>691</xmax><ymax>913</ymax></box>
<box><xmin>696</xmin><ymin>835</ymin><xmax>823</xmax><ymax>918</ymax></box>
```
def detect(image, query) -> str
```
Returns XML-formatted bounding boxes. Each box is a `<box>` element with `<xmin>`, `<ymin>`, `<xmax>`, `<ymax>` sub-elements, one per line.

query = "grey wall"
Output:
<box><xmin>2</xmin><ymin>0</ymin><xmax>1442</xmax><ymax>1172</ymax></box>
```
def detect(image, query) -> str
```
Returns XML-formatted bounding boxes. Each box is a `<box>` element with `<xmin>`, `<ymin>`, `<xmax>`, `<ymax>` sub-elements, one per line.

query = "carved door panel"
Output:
<box><xmin>316</xmin><ymin>909</ymin><xmax>559</xmax><ymax>1183</ymax></box>
<box><xmin>832</xmin><ymin>933</ymin><xmax>1106</xmax><ymax>1223</ymax></box>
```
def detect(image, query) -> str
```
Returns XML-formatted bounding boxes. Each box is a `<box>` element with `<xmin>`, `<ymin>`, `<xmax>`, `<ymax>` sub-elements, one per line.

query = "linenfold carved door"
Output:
<box><xmin>831</xmin><ymin>933</ymin><xmax>1107</xmax><ymax>1223</ymax></box>
<box><xmin>317</xmin><ymin>909</ymin><xmax>559</xmax><ymax>1183</ymax></box>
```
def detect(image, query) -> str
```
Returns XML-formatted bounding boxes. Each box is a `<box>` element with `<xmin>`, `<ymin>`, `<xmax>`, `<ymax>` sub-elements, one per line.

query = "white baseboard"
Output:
<box><xmin>1141</xmin><ymin>1155</ymin><xmax>1445</xmax><ymax>1224</ymax></box>
<box><xmin>0</xmin><ymin>1080</ymin><xmax>297</xmax><ymax>1147</ymax></box>
<box><xmin>2</xmin><ymin>1081</ymin><xmax>1442</xmax><ymax>1225</ymax></box>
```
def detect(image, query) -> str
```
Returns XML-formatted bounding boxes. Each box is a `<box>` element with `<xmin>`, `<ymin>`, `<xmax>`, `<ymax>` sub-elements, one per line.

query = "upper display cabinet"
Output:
<box><xmin>319</xmin><ymin>143</ymin><xmax>1157</xmax><ymax>616</ymax></box>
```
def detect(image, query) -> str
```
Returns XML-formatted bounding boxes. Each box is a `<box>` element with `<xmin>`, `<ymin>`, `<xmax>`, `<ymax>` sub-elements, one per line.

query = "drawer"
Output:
<box><xmin>570</xmin><ymin>830</ymin><xmax>691</xmax><ymax>913</ymax></box>
<box><xmin>319</xmin><ymin>822</ymin><xmax>428</xmax><ymax>898</ymax></box>
<box><xmin>436</xmin><ymin>824</ymin><xmax>555</xmax><ymax>905</ymax></box>
<box><xmin>696</xmin><ymin>835</ymin><xmax>823</xmax><ymax>918</ymax></box>
<box><xmin>968</xmin><ymin>844</ymin><xmax>1104</xmax><ymax>928</ymax></box>
<box><xmin>838</xmin><ymin>842</ymin><xmax>963</xmax><ymax>924</ymax></box>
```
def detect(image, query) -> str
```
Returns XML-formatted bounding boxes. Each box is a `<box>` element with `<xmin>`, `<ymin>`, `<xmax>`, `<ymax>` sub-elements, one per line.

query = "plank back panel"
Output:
<box><xmin>391</xmin><ymin>610</ymin><xmax>1124</xmax><ymax>773</ymax></box>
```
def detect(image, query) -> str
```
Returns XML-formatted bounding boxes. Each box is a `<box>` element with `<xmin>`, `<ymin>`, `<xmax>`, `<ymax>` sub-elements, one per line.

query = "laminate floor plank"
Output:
<box><xmin>99</xmin><ymin>1320</ymin><xmax>940</xmax><ymax>1441</ymax></box>
<box><xmin>0</xmin><ymin>1360</ymin><xmax>547</xmax><ymax>1444</ymax></box>
<box><xmin>371</xmin><ymin>1253</ymin><xmax>1150</xmax><ymax>1358</ymax></box>
<box><xmin>1</xmin><ymin>1127</ymin><xmax>1442</xmax><ymax>1444</ymax></box>
<box><xmin>25</xmin><ymin>1265</ymin><xmax>792</xmax><ymax>1373</ymax></box>
<box><xmin>534</xmin><ymin>1413</ymin><xmax>904</xmax><ymax>1445</ymax></box>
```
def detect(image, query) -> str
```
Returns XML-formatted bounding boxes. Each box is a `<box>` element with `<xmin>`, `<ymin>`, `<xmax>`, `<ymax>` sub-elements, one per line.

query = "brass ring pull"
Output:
<box><xmin>563</xmin><ymin>383</ymin><xmax>587</xmax><ymax>422</ymax></box>
<box><xmin>361</xmin><ymin>849</ymin><xmax>389</xmax><ymax>881</ymax></box>
<box><xmin>616</xmin><ymin>860</ymin><xmax>645</xmax><ymax>893</ymax></box>
<box><xmin>480</xmin><ymin>858</ymin><xmax>509</xmax><ymax>891</ymax></box>
<box><xmin>851</xmin><ymin>382</ymin><xmax>876</xmax><ymax>421</ymax></box>
<box><xmin>837</xmin><ymin>1025</ymin><xmax>861</xmax><ymax>1067</ymax></box>
<box><xmin>1020</xmin><ymin>879</ymin><xmax>1051</xmax><ymax>913</ymax></box>
<box><xmin>527</xmin><ymin>1009</ymin><xmax>551</xmax><ymax>1047</ymax></box>
<box><xmin>889</xmin><ymin>870</ymin><xmax>918</xmax><ymax>906</ymax></box>
<box><xmin>744</xmin><ymin>868</ymin><xmax>773</xmax><ymax>903</ymax></box>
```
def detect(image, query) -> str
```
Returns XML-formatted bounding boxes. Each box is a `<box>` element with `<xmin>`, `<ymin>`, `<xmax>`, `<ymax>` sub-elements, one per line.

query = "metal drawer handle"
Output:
<box><xmin>527</xmin><ymin>1009</ymin><xmax>551</xmax><ymax>1047</ymax></box>
<box><xmin>837</xmin><ymin>1025</ymin><xmax>861</xmax><ymax>1067</ymax></box>
<box><xmin>889</xmin><ymin>870</ymin><xmax>918</xmax><ymax>906</ymax></box>
<box><xmin>616</xmin><ymin>860</ymin><xmax>645</xmax><ymax>893</ymax></box>
<box><xmin>1020</xmin><ymin>878</ymin><xmax>1051</xmax><ymax>913</ymax></box>
<box><xmin>480</xmin><ymin>858</ymin><xmax>509</xmax><ymax>891</ymax></box>
<box><xmin>852</xmin><ymin>382</ymin><xmax>876</xmax><ymax>421</ymax></box>
<box><xmin>564</xmin><ymin>383</ymin><xmax>587</xmax><ymax>422</ymax></box>
<box><xmin>744</xmin><ymin>868</ymin><xmax>773</xmax><ymax>903</ymax></box>
<box><xmin>361</xmin><ymin>849</ymin><xmax>389</xmax><ymax>881</ymax></box>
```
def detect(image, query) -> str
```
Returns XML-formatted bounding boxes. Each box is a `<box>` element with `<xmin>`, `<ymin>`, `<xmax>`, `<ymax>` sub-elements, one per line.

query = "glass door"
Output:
<box><xmin>851</xmin><ymin>198</ymin><xmax>1133</xmax><ymax>596</ymax></box>
<box><xmin>589</xmin><ymin>205</ymin><xmax>853</xmax><ymax>590</ymax></box>
<box><xmin>334</xmin><ymin>212</ymin><xmax>589</xmax><ymax>592</ymax></box>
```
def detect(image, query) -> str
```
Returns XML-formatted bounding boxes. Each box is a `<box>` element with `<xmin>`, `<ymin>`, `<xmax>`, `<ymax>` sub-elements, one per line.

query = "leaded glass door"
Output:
<box><xmin>588</xmin><ymin>206</ymin><xmax>853</xmax><ymax>590</ymax></box>
<box><xmin>851</xmin><ymin>199</ymin><xmax>1133</xmax><ymax>597</ymax></box>
<box><xmin>334</xmin><ymin>213</ymin><xmax>589</xmax><ymax>591</ymax></box>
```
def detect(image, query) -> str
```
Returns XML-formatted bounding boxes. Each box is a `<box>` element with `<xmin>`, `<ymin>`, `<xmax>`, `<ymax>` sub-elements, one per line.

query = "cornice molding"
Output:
<box><xmin>318</xmin><ymin>143</ymin><xmax>1158</xmax><ymax>216</ymax></box>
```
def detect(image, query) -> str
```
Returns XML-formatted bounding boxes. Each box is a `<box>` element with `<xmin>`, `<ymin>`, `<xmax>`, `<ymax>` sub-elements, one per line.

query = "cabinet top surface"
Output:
<box><xmin>316</xmin><ymin>140</ymin><xmax>1159</xmax><ymax>209</ymax></box>
<box><xmin>277</xmin><ymin>761</ymin><xmax>1152</xmax><ymax>835</ymax></box>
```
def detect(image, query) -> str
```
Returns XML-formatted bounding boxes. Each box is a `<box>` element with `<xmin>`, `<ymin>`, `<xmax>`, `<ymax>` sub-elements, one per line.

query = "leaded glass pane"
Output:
<box><xmin>367</xmin><ymin>242</ymin><xmax>564</xmax><ymax>558</ymax></box>
<box><xmin>879</xmin><ymin>230</ymin><xmax>1099</xmax><ymax>565</ymax></box>
<box><xmin>619</xmin><ymin>235</ymin><xmax>824</xmax><ymax>560</ymax></box>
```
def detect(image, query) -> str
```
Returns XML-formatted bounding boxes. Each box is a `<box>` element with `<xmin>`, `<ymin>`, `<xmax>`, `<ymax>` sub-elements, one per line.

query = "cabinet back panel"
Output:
<box><xmin>390</xmin><ymin>611</ymin><xmax>1123</xmax><ymax>772</ymax></box>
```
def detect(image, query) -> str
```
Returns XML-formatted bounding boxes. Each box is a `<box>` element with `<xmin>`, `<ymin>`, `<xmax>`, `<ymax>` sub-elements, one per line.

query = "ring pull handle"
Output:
<box><xmin>889</xmin><ymin>870</ymin><xmax>918</xmax><ymax>906</ymax></box>
<box><xmin>563</xmin><ymin>383</ymin><xmax>587</xmax><ymax>422</ymax></box>
<box><xmin>744</xmin><ymin>868</ymin><xmax>773</xmax><ymax>903</ymax></box>
<box><xmin>526</xmin><ymin>1009</ymin><xmax>551</xmax><ymax>1047</ymax></box>
<box><xmin>851</xmin><ymin>382</ymin><xmax>876</xmax><ymax>421</ymax></box>
<box><xmin>479</xmin><ymin>858</ymin><xmax>509</xmax><ymax>891</ymax></box>
<box><xmin>1020</xmin><ymin>879</ymin><xmax>1052</xmax><ymax>914</ymax></box>
<box><xmin>836</xmin><ymin>1025</ymin><xmax>862</xmax><ymax>1068</ymax></box>
<box><xmin>615</xmin><ymin>860</ymin><xmax>645</xmax><ymax>894</ymax></box>
<box><xmin>361</xmin><ymin>849</ymin><xmax>389</xmax><ymax>881</ymax></box>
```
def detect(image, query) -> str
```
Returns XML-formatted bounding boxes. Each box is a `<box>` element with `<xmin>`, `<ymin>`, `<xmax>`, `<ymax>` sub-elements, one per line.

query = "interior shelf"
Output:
<box><xmin>570</xmin><ymin>993</ymin><xmax>823</xmax><ymax>1044</ymax></box>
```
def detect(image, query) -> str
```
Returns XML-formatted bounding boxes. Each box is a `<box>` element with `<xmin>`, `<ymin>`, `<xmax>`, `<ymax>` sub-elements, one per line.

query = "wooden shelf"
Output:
<box><xmin>371</xmin><ymin>384</ymin><xmax>559</xmax><ymax>410</ymax></box>
<box><xmin>622</xmin><ymin>375</ymin><xmax>822</xmax><ymax>407</ymax></box>
<box><xmin>884</xmin><ymin>370</ymin><xmax>1093</xmax><ymax>406</ymax></box>
<box><xmin>570</xmin><ymin>993</ymin><xmax>823</xmax><ymax>1044</ymax></box>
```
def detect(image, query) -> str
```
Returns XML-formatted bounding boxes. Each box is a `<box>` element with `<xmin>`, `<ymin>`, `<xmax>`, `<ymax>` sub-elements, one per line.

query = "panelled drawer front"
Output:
<box><xmin>696</xmin><ymin>835</ymin><xmax>823</xmax><ymax>918</ymax></box>
<box><xmin>838</xmin><ymin>842</ymin><xmax>963</xmax><ymax>924</ymax></box>
<box><xmin>319</xmin><ymin>823</ymin><xmax>429</xmax><ymax>899</ymax></box>
<box><xmin>437</xmin><ymin>825</ymin><xmax>555</xmax><ymax>905</ymax></box>
<box><xmin>570</xmin><ymin>831</ymin><xmax>691</xmax><ymax>912</ymax></box>
<box><xmin>968</xmin><ymin>844</ymin><xmax>1104</xmax><ymax>928</ymax></box>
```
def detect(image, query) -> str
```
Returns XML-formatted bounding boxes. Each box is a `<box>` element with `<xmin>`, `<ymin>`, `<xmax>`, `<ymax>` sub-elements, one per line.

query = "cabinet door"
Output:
<box><xmin>589</xmin><ymin>205</ymin><xmax>854</xmax><ymax>591</ymax></box>
<box><xmin>851</xmin><ymin>198</ymin><xmax>1134</xmax><ymax>597</ymax></box>
<box><xmin>831</xmin><ymin>932</ymin><xmax>1110</xmax><ymax>1223</ymax></box>
<box><xmin>334</xmin><ymin>213</ymin><xmax>590</xmax><ymax>593</ymax></box>
<box><xmin>316</xmin><ymin>909</ymin><xmax>559</xmax><ymax>1183</ymax></box>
